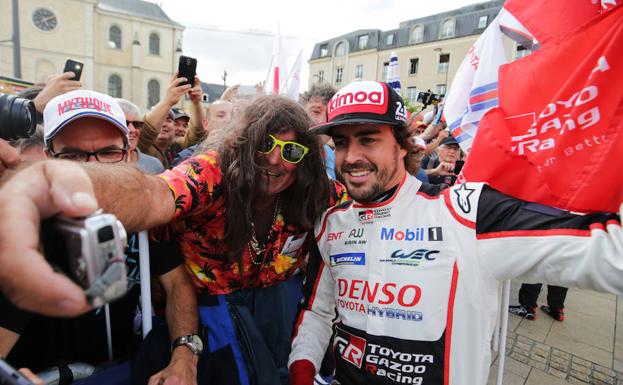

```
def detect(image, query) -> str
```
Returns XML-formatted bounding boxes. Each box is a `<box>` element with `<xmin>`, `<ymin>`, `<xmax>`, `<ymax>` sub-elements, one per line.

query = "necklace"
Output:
<box><xmin>248</xmin><ymin>197</ymin><xmax>281</xmax><ymax>266</ymax></box>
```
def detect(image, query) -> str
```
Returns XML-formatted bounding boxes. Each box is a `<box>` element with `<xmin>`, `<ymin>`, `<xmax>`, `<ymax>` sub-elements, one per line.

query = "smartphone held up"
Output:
<box><xmin>63</xmin><ymin>59</ymin><xmax>84</xmax><ymax>81</ymax></box>
<box><xmin>177</xmin><ymin>55</ymin><xmax>197</xmax><ymax>87</ymax></box>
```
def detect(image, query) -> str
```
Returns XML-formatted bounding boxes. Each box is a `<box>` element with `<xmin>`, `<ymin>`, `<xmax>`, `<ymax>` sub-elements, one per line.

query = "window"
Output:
<box><xmin>381</xmin><ymin>62</ymin><xmax>389</xmax><ymax>82</ymax></box>
<box><xmin>409</xmin><ymin>58</ymin><xmax>419</xmax><ymax>75</ymax></box>
<box><xmin>515</xmin><ymin>44</ymin><xmax>530</xmax><ymax>60</ymax></box>
<box><xmin>149</xmin><ymin>33</ymin><xmax>160</xmax><ymax>55</ymax></box>
<box><xmin>410</xmin><ymin>25</ymin><xmax>424</xmax><ymax>44</ymax></box>
<box><xmin>355</xmin><ymin>65</ymin><xmax>363</xmax><ymax>80</ymax></box>
<box><xmin>358</xmin><ymin>35</ymin><xmax>368</xmax><ymax>50</ymax></box>
<box><xmin>335</xmin><ymin>68</ymin><xmax>343</xmax><ymax>84</ymax></box>
<box><xmin>318</xmin><ymin>70</ymin><xmax>324</xmax><ymax>83</ymax></box>
<box><xmin>147</xmin><ymin>79</ymin><xmax>160</xmax><ymax>108</ymax></box>
<box><xmin>478</xmin><ymin>15</ymin><xmax>488</xmax><ymax>29</ymax></box>
<box><xmin>436</xmin><ymin>84</ymin><xmax>447</xmax><ymax>96</ymax></box>
<box><xmin>320</xmin><ymin>44</ymin><xmax>328</xmax><ymax>57</ymax></box>
<box><xmin>437</xmin><ymin>53</ymin><xmax>450</xmax><ymax>74</ymax></box>
<box><xmin>109</xmin><ymin>25</ymin><xmax>121</xmax><ymax>49</ymax></box>
<box><xmin>386</xmin><ymin>33</ymin><xmax>394</xmax><ymax>45</ymax></box>
<box><xmin>440</xmin><ymin>19</ymin><xmax>455</xmax><ymax>39</ymax></box>
<box><xmin>335</xmin><ymin>42</ymin><xmax>346</xmax><ymax>57</ymax></box>
<box><xmin>407</xmin><ymin>87</ymin><xmax>418</xmax><ymax>103</ymax></box>
<box><xmin>108</xmin><ymin>75</ymin><xmax>122</xmax><ymax>98</ymax></box>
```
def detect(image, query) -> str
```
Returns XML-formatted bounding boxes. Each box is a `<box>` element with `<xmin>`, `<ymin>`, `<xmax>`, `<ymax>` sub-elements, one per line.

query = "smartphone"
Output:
<box><xmin>63</xmin><ymin>59</ymin><xmax>84</xmax><ymax>81</ymax></box>
<box><xmin>0</xmin><ymin>359</ymin><xmax>36</xmax><ymax>385</ymax></box>
<box><xmin>454</xmin><ymin>160</ymin><xmax>465</xmax><ymax>175</ymax></box>
<box><xmin>177</xmin><ymin>55</ymin><xmax>197</xmax><ymax>87</ymax></box>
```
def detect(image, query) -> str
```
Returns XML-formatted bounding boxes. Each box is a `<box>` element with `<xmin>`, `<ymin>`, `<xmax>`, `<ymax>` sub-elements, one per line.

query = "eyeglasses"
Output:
<box><xmin>259</xmin><ymin>134</ymin><xmax>309</xmax><ymax>164</ymax></box>
<box><xmin>49</xmin><ymin>146</ymin><xmax>128</xmax><ymax>163</ymax></box>
<box><xmin>126</xmin><ymin>120</ymin><xmax>144</xmax><ymax>129</ymax></box>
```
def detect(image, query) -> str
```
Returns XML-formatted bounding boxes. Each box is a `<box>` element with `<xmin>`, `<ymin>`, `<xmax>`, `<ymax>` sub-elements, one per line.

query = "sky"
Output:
<box><xmin>149</xmin><ymin>0</ymin><xmax>488</xmax><ymax>90</ymax></box>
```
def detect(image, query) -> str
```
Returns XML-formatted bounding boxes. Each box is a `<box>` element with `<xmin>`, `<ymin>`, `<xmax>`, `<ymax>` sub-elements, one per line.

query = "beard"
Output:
<box><xmin>337</xmin><ymin>149</ymin><xmax>400</xmax><ymax>202</ymax></box>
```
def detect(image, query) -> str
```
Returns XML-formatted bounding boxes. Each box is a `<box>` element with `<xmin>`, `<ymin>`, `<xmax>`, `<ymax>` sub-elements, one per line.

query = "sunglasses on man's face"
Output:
<box><xmin>259</xmin><ymin>134</ymin><xmax>309</xmax><ymax>164</ymax></box>
<box><xmin>126</xmin><ymin>120</ymin><xmax>144</xmax><ymax>129</ymax></box>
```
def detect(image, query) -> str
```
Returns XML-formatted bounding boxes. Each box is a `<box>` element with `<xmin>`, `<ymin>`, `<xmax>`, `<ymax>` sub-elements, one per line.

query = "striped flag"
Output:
<box><xmin>386</xmin><ymin>52</ymin><xmax>401</xmax><ymax>93</ymax></box>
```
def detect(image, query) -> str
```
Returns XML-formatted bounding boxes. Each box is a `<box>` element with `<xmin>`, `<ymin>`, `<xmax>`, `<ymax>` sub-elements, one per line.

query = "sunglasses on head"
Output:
<box><xmin>259</xmin><ymin>134</ymin><xmax>309</xmax><ymax>164</ymax></box>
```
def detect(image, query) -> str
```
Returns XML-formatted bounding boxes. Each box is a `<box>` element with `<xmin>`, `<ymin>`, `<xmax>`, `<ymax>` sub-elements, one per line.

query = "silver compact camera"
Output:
<box><xmin>41</xmin><ymin>210</ymin><xmax>129</xmax><ymax>307</ymax></box>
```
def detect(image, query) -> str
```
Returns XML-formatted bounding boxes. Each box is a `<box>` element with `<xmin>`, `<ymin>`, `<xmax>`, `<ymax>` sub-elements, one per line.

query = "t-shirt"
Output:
<box><xmin>158</xmin><ymin>151</ymin><xmax>348</xmax><ymax>295</ymax></box>
<box><xmin>136</xmin><ymin>149</ymin><xmax>165</xmax><ymax>174</ymax></box>
<box><xmin>0</xmin><ymin>236</ymin><xmax>183</xmax><ymax>372</ymax></box>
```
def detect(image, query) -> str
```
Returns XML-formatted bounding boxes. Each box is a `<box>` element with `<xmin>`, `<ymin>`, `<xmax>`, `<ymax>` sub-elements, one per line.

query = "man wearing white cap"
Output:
<box><xmin>0</xmin><ymin>89</ymin><xmax>200</xmax><ymax>385</ymax></box>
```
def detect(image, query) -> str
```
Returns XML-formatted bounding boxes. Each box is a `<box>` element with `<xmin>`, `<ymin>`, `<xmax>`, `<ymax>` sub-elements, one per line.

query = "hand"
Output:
<box><xmin>34</xmin><ymin>72</ymin><xmax>82</xmax><ymax>112</ymax></box>
<box><xmin>148</xmin><ymin>350</ymin><xmax>198</xmax><ymax>385</ymax></box>
<box><xmin>164</xmin><ymin>72</ymin><xmax>192</xmax><ymax>107</ymax></box>
<box><xmin>427</xmin><ymin>161</ymin><xmax>455</xmax><ymax>177</ymax></box>
<box><xmin>0</xmin><ymin>161</ymin><xmax>94</xmax><ymax>316</ymax></box>
<box><xmin>0</xmin><ymin>139</ymin><xmax>20</xmax><ymax>176</ymax></box>
<box><xmin>19</xmin><ymin>368</ymin><xmax>44</xmax><ymax>385</ymax></box>
<box><xmin>220</xmin><ymin>84</ymin><xmax>240</xmax><ymax>101</ymax></box>
<box><xmin>435</xmin><ymin>129</ymin><xmax>449</xmax><ymax>143</ymax></box>
<box><xmin>188</xmin><ymin>76</ymin><xmax>203</xmax><ymax>105</ymax></box>
<box><xmin>255</xmin><ymin>81</ymin><xmax>265</xmax><ymax>96</ymax></box>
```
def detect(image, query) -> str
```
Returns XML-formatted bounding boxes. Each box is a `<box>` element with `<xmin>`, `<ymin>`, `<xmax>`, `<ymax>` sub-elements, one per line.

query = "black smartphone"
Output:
<box><xmin>454</xmin><ymin>160</ymin><xmax>465</xmax><ymax>175</ymax></box>
<box><xmin>0</xmin><ymin>359</ymin><xmax>36</xmax><ymax>385</ymax></box>
<box><xmin>177</xmin><ymin>55</ymin><xmax>197</xmax><ymax>87</ymax></box>
<box><xmin>63</xmin><ymin>59</ymin><xmax>84</xmax><ymax>81</ymax></box>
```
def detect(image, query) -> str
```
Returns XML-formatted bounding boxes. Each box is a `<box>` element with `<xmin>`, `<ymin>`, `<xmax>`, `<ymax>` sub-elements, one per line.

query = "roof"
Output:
<box><xmin>97</xmin><ymin>0</ymin><xmax>183</xmax><ymax>27</ymax></box>
<box><xmin>201</xmin><ymin>83</ymin><xmax>226</xmax><ymax>102</ymax></box>
<box><xmin>309</xmin><ymin>0</ymin><xmax>503</xmax><ymax>60</ymax></box>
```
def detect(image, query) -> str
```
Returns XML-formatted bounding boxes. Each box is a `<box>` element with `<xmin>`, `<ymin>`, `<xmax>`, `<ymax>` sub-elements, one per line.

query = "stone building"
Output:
<box><xmin>308</xmin><ymin>0</ymin><xmax>528</xmax><ymax>103</ymax></box>
<box><xmin>0</xmin><ymin>0</ymin><xmax>184</xmax><ymax>109</ymax></box>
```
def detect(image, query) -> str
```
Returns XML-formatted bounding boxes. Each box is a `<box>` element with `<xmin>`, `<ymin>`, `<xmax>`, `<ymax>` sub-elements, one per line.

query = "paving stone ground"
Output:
<box><xmin>486</xmin><ymin>281</ymin><xmax>623</xmax><ymax>385</ymax></box>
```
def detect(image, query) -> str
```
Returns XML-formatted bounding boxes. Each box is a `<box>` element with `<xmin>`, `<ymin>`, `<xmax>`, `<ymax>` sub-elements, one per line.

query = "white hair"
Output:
<box><xmin>115</xmin><ymin>98</ymin><xmax>142</xmax><ymax>117</ymax></box>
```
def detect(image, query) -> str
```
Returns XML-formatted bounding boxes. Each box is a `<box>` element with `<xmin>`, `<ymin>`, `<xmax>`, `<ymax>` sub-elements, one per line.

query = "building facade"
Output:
<box><xmin>0</xmin><ymin>0</ymin><xmax>184</xmax><ymax>110</ymax></box>
<box><xmin>309</xmin><ymin>0</ymin><xmax>526</xmax><ymax>104</ymax></box>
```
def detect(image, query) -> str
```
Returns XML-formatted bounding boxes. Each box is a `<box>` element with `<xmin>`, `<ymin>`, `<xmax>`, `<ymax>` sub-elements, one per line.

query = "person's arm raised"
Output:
<box><xmin>81</xmin><ymin>163</ymin><xmax>175</xmax><ymax>232</ymax></box>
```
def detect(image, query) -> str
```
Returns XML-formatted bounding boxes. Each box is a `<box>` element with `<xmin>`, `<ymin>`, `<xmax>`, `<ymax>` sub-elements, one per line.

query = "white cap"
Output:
<box><xmin>43</xmin><ymin>90</ymin><xmax>128</xmax><ymax>145</ymax></box>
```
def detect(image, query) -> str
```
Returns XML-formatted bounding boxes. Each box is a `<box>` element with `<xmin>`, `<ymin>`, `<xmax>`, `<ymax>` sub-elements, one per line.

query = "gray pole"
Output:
<box><xmin>12</xmin><ymin>0</ymin><xmax>22</xmax><ymax>79</ymax></box>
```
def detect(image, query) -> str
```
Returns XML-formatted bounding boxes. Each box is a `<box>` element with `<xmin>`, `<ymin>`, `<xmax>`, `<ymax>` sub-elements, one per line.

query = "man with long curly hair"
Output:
<box><xmin>0</xmin><ymin>95</ymin><xmax>346</xmax><ymax>385</ymax></box>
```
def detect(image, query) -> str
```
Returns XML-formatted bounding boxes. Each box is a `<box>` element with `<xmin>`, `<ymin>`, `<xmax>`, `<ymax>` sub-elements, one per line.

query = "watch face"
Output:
<box><xmin>32</xmin><ymin>8</ymin><xmax>58</xmax><ymax>32</ymax></box>
<box><xmin>189</xmin><ymin>335</ymin><xmax>204</xmax><ymax>353</ymax></box>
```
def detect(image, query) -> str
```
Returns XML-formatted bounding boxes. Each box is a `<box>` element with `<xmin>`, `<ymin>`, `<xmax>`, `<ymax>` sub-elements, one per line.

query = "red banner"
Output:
<box><xmin>503</xmin><ymin>0</ymin><xmax>613</xmax><ymax>44</ymax></box>
<box><xmin>462</xmin><ymin>6</ymin><xmax>623</xmax><ymax>212</ymax></box>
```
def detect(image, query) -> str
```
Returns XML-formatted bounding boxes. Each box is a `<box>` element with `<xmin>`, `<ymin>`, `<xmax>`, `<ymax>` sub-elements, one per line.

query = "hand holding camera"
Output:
<box><xmin>0</xmin><ymin>161</ymin><xmax>119</xmax><ymax>316</ymax></box>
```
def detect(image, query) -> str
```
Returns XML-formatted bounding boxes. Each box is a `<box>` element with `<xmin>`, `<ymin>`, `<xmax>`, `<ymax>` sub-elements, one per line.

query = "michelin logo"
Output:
<box><xmin>331</xmin><ymin>253</ymin><xmax>366</xmax><ymax>266</ymax></box>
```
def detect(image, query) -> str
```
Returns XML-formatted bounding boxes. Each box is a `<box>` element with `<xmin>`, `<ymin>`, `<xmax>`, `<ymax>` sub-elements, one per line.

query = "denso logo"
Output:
<box><xmin>380</xmin><ymin>227</ymin><xmax>425</xmax><ymax>241</ymax></box>
<box><xmin>335</xmin><ymin>332</ymin><xmax>367</xmax><ymax>369</ymax></box>
<box><xmin>337</xmin><ymin>278</ymin><xmax>422</xmax><ymax>307</ymax></box>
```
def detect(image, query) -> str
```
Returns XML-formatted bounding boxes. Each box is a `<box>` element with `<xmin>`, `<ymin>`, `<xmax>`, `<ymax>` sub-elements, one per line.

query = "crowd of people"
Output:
<box><xmin>0</xmin><ymin>68</ymin><xmax>621</xmax><ymax>385</ymax></box>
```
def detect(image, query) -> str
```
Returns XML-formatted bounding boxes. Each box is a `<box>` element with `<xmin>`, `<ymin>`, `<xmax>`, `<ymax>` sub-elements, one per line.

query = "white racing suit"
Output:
<box><xmin>289</xmin><ymin>174</ymin><xmax>623</xmax><ymax>385</ymax></box>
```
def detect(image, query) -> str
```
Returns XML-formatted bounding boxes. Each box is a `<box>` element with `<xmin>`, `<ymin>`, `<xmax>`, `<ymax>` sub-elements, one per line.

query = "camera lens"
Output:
<box><xmin>0</xmin><ymin>93</ymin><xmax>37</xmax><ymax>140</ymax></box>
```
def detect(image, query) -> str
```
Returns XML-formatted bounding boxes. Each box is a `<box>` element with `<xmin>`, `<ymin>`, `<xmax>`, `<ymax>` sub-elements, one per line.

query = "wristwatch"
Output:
<box><xmin>171</xmin><ymin>334</ymin><xmax>203</xmax><ymax>355</ymax></box>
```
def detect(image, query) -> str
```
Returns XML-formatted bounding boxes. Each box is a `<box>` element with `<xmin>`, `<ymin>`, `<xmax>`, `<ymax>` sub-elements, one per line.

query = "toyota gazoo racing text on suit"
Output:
<box><xmin>289</xmin><ymin>174</ymin><xmax>623</xmax><ymax>385</ymax></box>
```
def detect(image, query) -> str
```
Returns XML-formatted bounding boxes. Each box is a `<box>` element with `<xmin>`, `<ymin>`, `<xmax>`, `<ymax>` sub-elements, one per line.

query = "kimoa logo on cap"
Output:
<box><xmin>328</xmin><ymin>81</ymin><xmax>387</xmax><ymax>120</ymax></box>
<box><xmin>57</xmin><ymin>96</ymin><xmax>114</xmax><ymax>116</ymax></box>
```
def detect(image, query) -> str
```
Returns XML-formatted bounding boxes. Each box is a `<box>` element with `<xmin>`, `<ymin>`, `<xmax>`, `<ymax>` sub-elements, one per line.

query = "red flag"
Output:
<box><xmin>462</xmin><ymin>5</ymin><xmax>623</xmax><ymax>212</ymax></box>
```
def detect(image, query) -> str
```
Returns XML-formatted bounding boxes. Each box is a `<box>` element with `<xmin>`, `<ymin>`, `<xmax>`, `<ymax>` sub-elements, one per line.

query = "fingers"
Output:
<box><xmin>1</xmin><ymin>247</ymin><xmax>90</xmax><ymax>317</ymax></box>
<box><xmin>19</xmin><ymin>368</ymin><xmax>44</xmax><ymax>385</ymax></box>
<box><xmin>0</xmin><ymin>161</ymin><xmax>94</xmax><ymax>316</ymax></box>
<box><xmin>0</xmin><ymin>139</ymin><xmax>21</xmax><ymax>173</ymax></box>
<box><xmin>148</xmin><ymin>372</ymin><xmax>164</xmax><ymax>385</ymax></box>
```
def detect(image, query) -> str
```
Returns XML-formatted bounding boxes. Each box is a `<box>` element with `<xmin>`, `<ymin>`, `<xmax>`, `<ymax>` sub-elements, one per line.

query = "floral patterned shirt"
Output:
<box><xmin>158</xmin><ymin>151</ymin><xmax>347</xmax><ymax>294</ymax></box>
